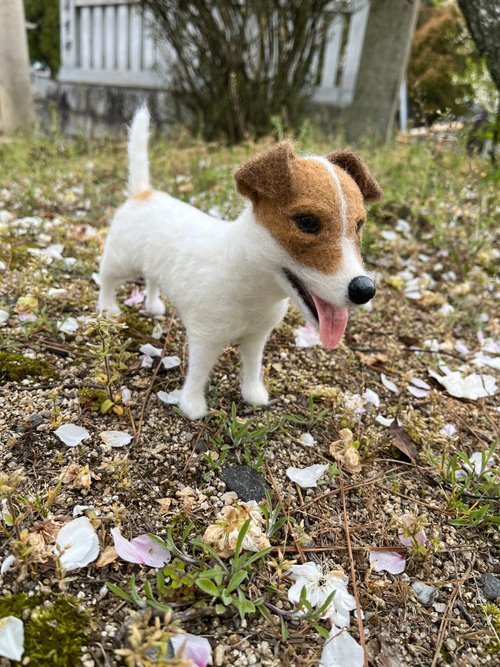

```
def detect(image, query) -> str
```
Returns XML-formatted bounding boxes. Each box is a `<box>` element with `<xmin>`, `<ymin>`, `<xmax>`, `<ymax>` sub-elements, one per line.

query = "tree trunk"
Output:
<box><xmin>457</xmin><ymin>0</ymin><xmax>500</xmax><ymax>91</ymax></box>
<box><xmin>0</xmin><ymin>0</ymin><xmax>35</xmax><ymax>134</ymax></box>
<box><xmin>345</xmin><ymin>0</ymin><xmax>420</xmax><ymax>144</ymax></box>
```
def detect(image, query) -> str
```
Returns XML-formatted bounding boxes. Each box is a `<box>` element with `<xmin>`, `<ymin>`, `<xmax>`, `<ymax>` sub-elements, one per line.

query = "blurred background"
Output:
<box><xmin>0</xmin><ymin>0</ymin><xmax>498</xmax><ymax>156</ymax></box>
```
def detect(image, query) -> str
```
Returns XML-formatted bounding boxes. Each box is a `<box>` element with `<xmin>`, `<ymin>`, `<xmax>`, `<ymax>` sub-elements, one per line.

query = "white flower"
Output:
<box><xmin>0</xmin><ymin>616</ymin><xmax>24</xmax><ymax>661</ymax></box>
<box><xmin>286</xmin><ymin>464</ymin><xmax>329</xmax><ymax>488</ymax></box>
<box><xmin>319</xmin><ymin>627</ymin><xmax>364</xmax><ymax>667</ymax></box>
<box><xmin>54</xmin><ymin>516</ymin><xmax>100</xmax><ymax>571</ymax></box>
<box><xmin>288</xmin><ymin>562</ymin><xmax>356</xmax><ymax>627</ymax></box>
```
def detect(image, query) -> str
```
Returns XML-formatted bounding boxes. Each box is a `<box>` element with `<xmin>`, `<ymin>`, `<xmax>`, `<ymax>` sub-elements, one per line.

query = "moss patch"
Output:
<box><xmin>0</xmin><ymin>352</ymin><xmax>58</xmax><ymax>382</ymax></box>
<box><xmin>0</xmin><ymin>593</ymin><xmax>92</xmax><ymax>666</ymax></box>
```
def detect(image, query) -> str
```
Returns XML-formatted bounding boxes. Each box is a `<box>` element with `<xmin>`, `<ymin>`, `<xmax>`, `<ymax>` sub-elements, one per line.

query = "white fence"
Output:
<box><xmin>59</xmin><ymin>0</ymin><xmax>370</xmax><ymax>107</ymax></box>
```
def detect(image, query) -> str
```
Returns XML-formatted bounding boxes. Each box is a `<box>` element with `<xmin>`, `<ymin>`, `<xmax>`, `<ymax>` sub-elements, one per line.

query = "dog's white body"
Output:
<box><xmin>99</xmin><ymin>107</ymin><xmax>379</xmax><ymax>419</ymax></box>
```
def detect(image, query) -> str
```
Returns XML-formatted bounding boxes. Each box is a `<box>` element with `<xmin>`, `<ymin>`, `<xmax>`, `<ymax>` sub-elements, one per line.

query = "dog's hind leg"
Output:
<box><xmin>145</xmin><ymin>279</ymin><xmax>166</xmax><ymax>317</ymax></box>
<box><xmin>239</xmin><ymin>330</ymin><xmax>270</xmax><ymax>406</ymax></box>
<box><xmin>179</xmin><ymin>338</ymin><xmax>223</xmax><ymax>420</ymax></box>
<box><xmin>98</xmin><ymin>271</ymin><xmax>123</xmax><ymax>316</ymax></box>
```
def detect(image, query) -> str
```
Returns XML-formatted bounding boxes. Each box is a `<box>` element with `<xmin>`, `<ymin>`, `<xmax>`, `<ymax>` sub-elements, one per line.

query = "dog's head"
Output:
<box><xmin>235</xmin><ymin>140</ymin><xmax>382</xmax><ymax>348</ymax></box>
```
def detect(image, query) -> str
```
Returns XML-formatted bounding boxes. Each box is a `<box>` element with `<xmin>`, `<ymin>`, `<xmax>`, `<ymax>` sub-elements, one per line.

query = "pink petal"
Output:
<box><xmin>408</xmin><ymin>386</ymin><xmax>429</xmax><ymax>398</ymax></box>
<box><xmin>369</xmin><ymin>551</ymin><xmax>406</xmax><ymax>575</ymax></box>
<box><xmin>111</xmin><ymin>529</ymin><xmax>170</xmax><ymax>567</ymax></box>
<box><xmin>130</xmin><ymin>535</ymin><xmax>170</xmax><ymax>568</ymax></box>
<box><xmin>124</xmin><ymin>288</ymin><xmax>145</xmax><ymax>306</ymax></box>
<box><xmin>171</xmin><ymin>633</ymin><xmax>213</xmax><ymax>666</ymax></box>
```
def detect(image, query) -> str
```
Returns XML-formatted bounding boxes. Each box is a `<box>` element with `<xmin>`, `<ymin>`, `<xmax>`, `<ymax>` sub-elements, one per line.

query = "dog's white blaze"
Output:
<box><xmin>306</xmin><ymin>156</ymin><xmax>348</xmax><ymax>233</ymax></box>
<box><xmin>342</xmin><ymin>237</ymin><xmax>365</xmax><ymax>277</ymax></box>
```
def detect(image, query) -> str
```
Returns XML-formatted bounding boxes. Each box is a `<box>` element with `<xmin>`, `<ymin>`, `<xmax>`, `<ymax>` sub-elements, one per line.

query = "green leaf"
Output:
<box><xmin>310</xmin><ymin>622</ymin><xmax>330</xmax><ymax>639</ymax></box>
<box><xmin>280</xmin><ymin>617</ymin><xmax>289</xmax><ymax>641</ymax></box>
<box><xmin>215</xmin><ymin>604</ymin><xmax>226</xmax><ymax>615</ymax></box>
<box><xmin>226</xmin><ymin>569</ymin><xmax>248</xmax><ymax>594</ymax></box>
<box><xmin>196</xmin><ymin>578</ymin><xmax>220</xmax><ymax>597</ymax></box>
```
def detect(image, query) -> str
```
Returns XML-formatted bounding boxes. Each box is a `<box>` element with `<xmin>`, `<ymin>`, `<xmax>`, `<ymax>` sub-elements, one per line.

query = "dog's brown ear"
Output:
<box><xmin>235</xmin><ymin>140</ymin><xmax>296</xmax><ymax>205</ymax></box>
<box><xmin>326</xmin><ymin>150</ymin><xmax>383</xmax><ymax>203</ymax></box>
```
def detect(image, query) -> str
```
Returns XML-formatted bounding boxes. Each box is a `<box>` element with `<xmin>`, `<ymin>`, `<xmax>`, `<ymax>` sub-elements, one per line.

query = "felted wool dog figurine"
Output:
<box><xmin>98</xmin><ymin>106</ymin><xmax>382</xmax><ymax>420</ymax></box>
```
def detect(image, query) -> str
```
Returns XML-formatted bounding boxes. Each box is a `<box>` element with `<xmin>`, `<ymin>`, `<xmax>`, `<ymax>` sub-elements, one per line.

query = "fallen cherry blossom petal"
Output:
<box><xmin>141</xmin><ymin>354</ymin><xmax>154</xmax><ymax>368</ymax></box>
<box><xmin>91</xmin><ymin>272</ymin><xmax>101</xmax><ymax>285</ymax></box>
<box><xmin>286</xmin><ymin>464</ymin><xmax>329</xmax><ymax>488</ymax></box>
<box><xmin>438</xmin><ymin>303</ymin><xmax>455</xmax><ymax>315</ymax></box>
<box><xmin>408</xmin><ymin>386</ymin><xmax>429</xmax><ymax>398</ymax></box>
<box><xmin>0</xmin><ymin>555</ymin><xmax>16</xmax><ymax>574</ymax></box>
<box><xmin>54</xmin><ymin>424</ymin><xmax>90</xmax><ymax>447</ymax></box>
<box><xmin>57</xmin><ymin>316</ymin><xmax>79</xmax><ymax>335</ymax></box>
<box><xmin>319</xmin><ymin>628</ymin><xmax>364</xmax><ymax>667</ymax></box>
<box><xmin>139</xmin><ymin>343</ymin><xmax>162</xmax><ymax>357</ymax></box>
<box><xmin>162</xmin><ymin>355</ymin><xmax>181</xmax><ymax>370</ymax></box>
<box><xmin>100</xmin><ymin>431</ymin><xmax>133</xmax><ymax>447</ymax></box>
<box><xmin>376</xmin><ymin>414</ymin><xmax>394</xmax><ymax>427</ymax></box>
<box><xmin>124</xmin><ymin>288</ymin><xmax>145</xmax><ymax>306</ymax></box>
<box><xmin>362</xmin><ymin>388</ymin><xmax>380</xmax><ymax>408</ymax></box>
<box><xmin>72</xmin><ymin>505</ymin><xmax>93</xmax><ymax>517</ymax></box>
<box><xmin>0</xmin><ymin>616</ymin><xmax>24</xmax><ymax>661</ymax></box>
<box><xmin>439</xmin><ymin>423</ymin><xmax>456</xmax><ymax>437</ymax></box>
<box><xmin>111</xmin><ymin>528</ymin><xmax>170</xmax><ymax>567</ymax></box>
<box><xmin>381</xmin><ymin>373</ymin><xmax>399</xmax><ymax>394</ymax></box>
<box><xmin>158</xmin><ymin>389</ymin><xmax>182</xmax><ymax>405</ymax></box>
<box><xmin>120</xmin><ymin>386</ymin><xmax>132</xmax><ymax>404</ymax></box>
<box><xmin>456</xmin><ymin>451</ymin><xmax>494</xmax><ymax>480</ymax></box>
<box><xmin>410</xmin><ymin>378</ymin><xmax>431</xmax><ymax>390</ymax></box>
<box><xmin>294</xmin><ymin>323</ymin><xmax>321</xmax><ymax>348</ymax></box>
<box><xmin>171</xmin><ymin>633</ymin><xmax>213</xmax><ymax>666</ymax></box>
<box><xmin>473</xmin><ymin>352</ymin><xmax>500</xmax><ymax>371</ymax></box>
<box><xmin>0</xmin><ymin>309</ymin><xmax>9</xmax><ymax>325</ymax></box>
<box><xmin>428</xmin><ymin>369</ymin><xmax>497</xmax><ymax>399</ymax></box>
<box><xmin>454</xmin><ymin>340</ymin><xmax>470</xmax><ymax>356</ymax></box>
<box><xmin>47</xmin><ymin>287</ymin><xmax>66</xmax><ymax>298</ymax></box>
<box><xmin>299</xmin><ymin>432</ymin><xmax>315</xmax><ymax>447</ymax></box>
<box><xmin>369</xmin><ymin>550</ymin><xmax>406</xmax><ymax>574</ymax></box>
<box><xmin>55</xmin><ymin>517</ymin><xmax>99</xmax><ymax>571</ymax></box>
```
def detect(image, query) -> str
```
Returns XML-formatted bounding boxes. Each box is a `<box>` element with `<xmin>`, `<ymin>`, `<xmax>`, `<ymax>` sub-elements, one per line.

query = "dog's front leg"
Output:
<box><xmin>239</xmin><ymin>330</ymin><xmax>270</xmax><ymax>407</ymax></box>
<box><xmin>179</xmin><ymin>338</ymin><xmax>223</xmax><ymax>420</ymax></box>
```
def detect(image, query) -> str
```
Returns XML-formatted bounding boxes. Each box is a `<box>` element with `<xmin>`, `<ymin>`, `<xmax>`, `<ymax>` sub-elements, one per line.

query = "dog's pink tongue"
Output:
<box><xmin>310</xmin><ymin>294</ymin><xmax>348</xmax><ymax>349</ymax></box>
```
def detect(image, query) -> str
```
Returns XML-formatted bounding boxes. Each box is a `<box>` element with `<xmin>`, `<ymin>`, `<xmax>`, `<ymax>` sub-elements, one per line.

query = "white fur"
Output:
<box><xmin>98</xmin><ymin>108</ymin><xmax>371</xmax><ymax>419</ymax></box>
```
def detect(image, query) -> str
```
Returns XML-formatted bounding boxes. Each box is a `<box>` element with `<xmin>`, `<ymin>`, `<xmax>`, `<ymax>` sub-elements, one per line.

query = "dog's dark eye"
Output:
<box><xmin>356</xmin><ymin>219</ymin><xmax>364</xmax><ymax>234</ymax></box>
<box><xmin>291</xmin><ymin>213</ymin><xmax>321</xmax><ymax>234</ymax></box>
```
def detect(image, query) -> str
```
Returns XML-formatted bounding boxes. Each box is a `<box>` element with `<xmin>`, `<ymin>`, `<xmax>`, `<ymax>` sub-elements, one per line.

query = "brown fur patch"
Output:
<box><xmin>252</xmin><ymin>157</ymin><xmax>366</xmax><ymax>274</ymax></box>
<box><xmin>132</xmin><ymin>189</ymin><xmax>153</xmax><ymax>201</ymax></box>
<box><xmin>327</xmin><ymin>150</ymin><xmax>383</xmax><ymax>202</ymax></box>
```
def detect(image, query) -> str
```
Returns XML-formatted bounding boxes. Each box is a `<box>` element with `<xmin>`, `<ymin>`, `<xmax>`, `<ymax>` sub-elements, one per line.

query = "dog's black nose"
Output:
<box><xmin>348</xmin><ymin>276</ymin><xmax>376</xmax><ymax>304</ymax></box>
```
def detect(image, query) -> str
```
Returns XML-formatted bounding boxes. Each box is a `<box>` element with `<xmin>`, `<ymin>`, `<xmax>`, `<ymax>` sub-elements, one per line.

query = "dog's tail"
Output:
<box><xmin>127</xmin><ymin>105</ymin><xmax>151</xmax><ymax>196</ymax></box>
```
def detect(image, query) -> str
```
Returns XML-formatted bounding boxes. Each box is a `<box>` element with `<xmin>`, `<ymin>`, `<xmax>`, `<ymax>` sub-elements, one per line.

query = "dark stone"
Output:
<box><xmin>220</xmin><ymin>465</ymin><xmax>269</xmax><ymax>502</ymax></box>
<box><xmin>411</xmin><ymin>581</ymin><xmax>436</xmax><ymax>607</ymax></box>
<box><xmin>480</xmin><ymin>573</ymin><xmax>500</xmax><ymax>601</ymax></box>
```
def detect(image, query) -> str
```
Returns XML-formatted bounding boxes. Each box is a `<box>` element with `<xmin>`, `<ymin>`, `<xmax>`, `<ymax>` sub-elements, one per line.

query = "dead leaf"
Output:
<box><xmin>96</xmin><ymin>546</ymin><xmax>118</xmax><ymax>568</ymax></box>
<box><xmin>389</xmin><ymin>421</ymin><xmax>418</xmax><ymax>463</ymax></box>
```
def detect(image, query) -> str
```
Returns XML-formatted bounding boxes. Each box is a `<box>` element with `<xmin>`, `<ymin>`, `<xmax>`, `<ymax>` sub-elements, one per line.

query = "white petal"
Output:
<box><xmin>294</xmin><ymin>323</ymin><xmax>321</xmax><ymax>348</ymax></box>
<box><xmin>54</xmin><ymin>424</ymin><xmax>90</xmax><ymax>447</ymax></box>
<box><xmin>410</xmin><ymin>378</ymin><xmax>431</xmax><ymax>390</ymax></box>
<box><xmin>0</xmin><ymin>555</ymin><xmax>16</xmax><ymax>574</ymax></box>
<box><xmin>375</xmin><ymin>414</ymin><xmax>394</xmax><ymax>427</ymax></box>
<box><xmin>319</xmin><ymin>629</ymin><xmax>364</xmax><ymax>667</ymax></box>
<box><xmin>171</xmin><ymin>633</ymin><xmax>213</xmax><ymax>666</ymax></box>
<box><xmin>158</xmin><ymin>389</ymin><xmax>182</xmax><ymax>405</ymax></box>
<box><xmin>100</xmin><ymin>430</ymin><xmax>133</xmax><ymax>447</ymax></box>
<box><xmin>91</xmin><ymin>272</ymin><xmax>101</xmax><ymax>286</ymax></box>
<box><xmin>0</xmin><ymin>309</ymin><xmax>9</xmax><ymax>325</ymax></box>
<box><xmin>0</xmin><ymin>616</ymin><xmax>24</xmax><ymax>661</ymax></box>
<box><xmin>439</xmin><ymin>423</ymin><xmax>456</xmax><ymax>437</ymax></box>
<box><xmin>48</xmin><ymin>288</ymin><xmax>66</xmax><ymax>298</ymax></box>
<box><xmin>121</xmin><ymin>386</ymin><xmax>132</xmax><ymax>404</ymax></box>
<box><xmin>438</xmin><ymin>303</ymin><xmax>455</xmax><ymax>315</ymax></box>
<box><xmin>428</xmin><ymin>369</ymin><xmax>497</xmax><ymax>399</ymax></box>
<box><xmin>162</xmin><ymin>355</ymin><xmax>181</xmax><ymax>369</ymax></box>
<box><xmin>454</xmin><ymin>340</ymin><xmax>470</xmax><ymax>356</ymax></box>
<box><xmin>299</xmin><ymin>432</ymin><xmax>315</xmax><ymax>447</ymax></box>
<box><xmin>408</xmin><ymin>386</ymin><xmax>429</xmax><ymax>398</ymax></box>
<box><xmin>381</xmin><ymin>373</ymin><xmax>399</xmax><ymax>394</ymax></box>
<box><xmin>139</xmin><ymin>343</ymin><xmax>162</xmax><ymax>357</ymax></box>
<box><xmin>362</xmin><ymin>388</ymin><xmax>380</xmax><ymax>408</ymax></box>
<box><xmin>55</xmin><ymin>517</ymin><xmax>99</xmax><ymax>571</ymax></box>
<box><xmin>286</xmin><ymin>464</ymin><xmax>329</xmax><ymax>488</ymax></box>
<box><xmin>57</xmin><ymin>316</ymin><xmax>79</xmax><ymax>334</ymax></box>
<box><xmin>473</xmin><ymin>352</ymin><xmax>500</xmax><ymax>371</ymax></box>
<box><xmin>369</xmin><ymin>551</ymin><xmax>406</xmax><ymax>575</ymax></box>
<box><xmin>72</xmin><ymin>505</ymin><xmax>93</xmax><ymax>517</ymax></box>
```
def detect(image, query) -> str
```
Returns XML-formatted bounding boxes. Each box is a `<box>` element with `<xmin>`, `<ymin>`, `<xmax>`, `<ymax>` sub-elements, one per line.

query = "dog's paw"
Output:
<box><xmin>242</xmin><ymin>381</ymin><xmax>269</xmax><ymax>406</ymax></box>
<box><xmin>179</xmin><ymin>393</ymin><xmax>208</xmax><ymax>420</ymax></box>
<box><xmin>98</xmin><ymin>302</ymin><xmax>121</xmax><ymax>317</ymax></box>
<box><xmin>146</xmin><ymin>298</ymin><xmax>166</xmax><ymax>317</ymax></box>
